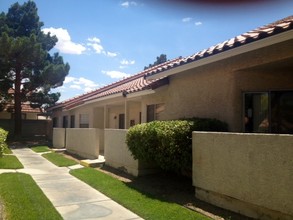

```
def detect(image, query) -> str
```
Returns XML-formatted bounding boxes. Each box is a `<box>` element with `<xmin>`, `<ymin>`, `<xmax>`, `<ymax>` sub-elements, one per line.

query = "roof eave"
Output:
<box><xmin>146</xmin><ymin>29</ymin><xmax>293</xmax><ymax>80</ymax></box>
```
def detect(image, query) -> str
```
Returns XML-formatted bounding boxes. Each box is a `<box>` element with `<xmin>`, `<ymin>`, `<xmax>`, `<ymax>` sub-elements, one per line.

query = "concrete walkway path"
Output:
<box><xmin>2</xmin><ymin>148</ymin><xmax>143</xmax><ymax>220</ymax></box>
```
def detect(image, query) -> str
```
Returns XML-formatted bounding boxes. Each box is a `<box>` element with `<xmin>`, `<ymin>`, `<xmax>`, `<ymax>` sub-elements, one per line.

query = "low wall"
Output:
<box><xmin>52</xmin><ymin>128</ymin><xmax>66</xmax><ymax>148</ymax></box>
<box><xmin>104</xmin><ymin>129</ymin><xmax>158</xmax><ymax>176</ymax></box>
<box><xmin>0</xmin><ymin>119</ymin><xmax>51</xmax><ymax>138</ymax></box>
<box><xmin>192</xmin><ymin>132</ymin><xmax>293</xmax><ymax>220</ymax></box>
<box><xmin>65</xmin><ymin>128</ymin><xmax>101</xmax><ymax>159</ymax></box>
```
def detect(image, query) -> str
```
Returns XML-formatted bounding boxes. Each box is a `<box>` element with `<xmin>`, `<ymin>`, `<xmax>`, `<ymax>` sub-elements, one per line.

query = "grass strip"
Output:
<box><xmin>42</xmin><ymin>152</ymin><xmax>78</xmax><ymax>167</ymax></box>
<box><xmin>31</xmin><ymin>145</ymin><xmax>51</xmax><ymax>153</ymax></box>
<box><xmin>0</xmin><ymin>155</ymin><xmax>23</xmax><ymax>169</ymax></box>
<box><xmin>71</xmin><ymin>167</ymin><xmax>209</xmax><ymax>220</ymax></box>
<box><xmin>0</xmin><ymin>173</ymin><xmax>62</xmax><ymax>220</ymax></box>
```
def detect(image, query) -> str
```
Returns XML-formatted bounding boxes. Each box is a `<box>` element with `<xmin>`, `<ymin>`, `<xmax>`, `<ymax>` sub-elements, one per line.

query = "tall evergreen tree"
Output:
<box><xmin>0</xmin><ymin>1</ymin><xmax>70</xmax><ymax>136</ymax></box>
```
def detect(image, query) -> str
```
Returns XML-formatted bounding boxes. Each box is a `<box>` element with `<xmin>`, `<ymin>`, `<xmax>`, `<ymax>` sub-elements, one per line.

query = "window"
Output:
<box><xmin>244</xmin><ymin>91</ymin><xmax>293</xmax><ymax>134</ymax></box>
<box><xmin>63</xmin><ymin>116</ymin><xmax>68</xmax><ymax>128</ymax></box>
<box><xmin>119</xmin><ymin>114</ymin><xmax>125</xmax><ymax>129</ymax></box>
<box><xmin>79</xmin><ymin>114</ymin><xmax>89</xmax><ymax>128</ymax></box>
<box><xmin>271</xmin><ymin>91</ymin><xmax>293</xmax><ymax>134</ymax></box>
<box><xmin>147</xmin><ymin>103</ymin><xmax>165</xmax><ymax>122</ymax></box>
<box><xmin>70</xmin><ymin>115</ymin><xmax>75</xmax><ymax>128</ymax></box>
<box><xmin>53</xmin><ymin>117</ymin><xmax>58</xmax><ymax>127</ymax></box>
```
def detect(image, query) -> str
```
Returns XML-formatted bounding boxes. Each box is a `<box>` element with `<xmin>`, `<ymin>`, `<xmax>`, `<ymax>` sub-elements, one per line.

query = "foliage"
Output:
<box><xmin>126</xmin><ymin>118</ymin><xmax>228</xmax><ymax>173</ymax></box>
<box><xmin>0</xmin><ymin>1</ymin><xmax>70</xmax><ymax>135</ymax></box>
<box><xmin>3</xmin><ymin>146</ymin><xmax>12</xmax><ymax>154</ymax></box>
<box><xmin>144</xmin><ymin>54</ymin><xmax>167</xmax><ymax>70</ymax></box>
<box><xmin>0</xmin><ymin>155</ymin><xmax>23</xmax><ymax>169</ymax></box>
<box><xmin>0</xmin><ymin>127</ymin><xmax>8</xmax><ymax>157</ymax></box>
<box><xmin>0</xmin><ymin>173</ymin><xmax>62</xmax><ymax>220</ymax></box>
<box><xmin>187</xmin><ymin>117</ymin><xmax>228</xmax><ymax>132</ymax></box>
<box><xmin>42</xmin><ymin>152</ymin><xmax>78</xmax><ymax>167</ymax></box>
<box><xmin>71</xmin><ymin>167</ymin><xmax>209</xmax><ymax>220</ymax></box>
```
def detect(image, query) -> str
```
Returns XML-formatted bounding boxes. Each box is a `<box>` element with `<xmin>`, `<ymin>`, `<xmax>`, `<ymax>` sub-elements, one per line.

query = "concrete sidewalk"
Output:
<box><xmin>2</xmin><ymin>148</ymin><xmax>143</xmax><ymax>220</ymax></box>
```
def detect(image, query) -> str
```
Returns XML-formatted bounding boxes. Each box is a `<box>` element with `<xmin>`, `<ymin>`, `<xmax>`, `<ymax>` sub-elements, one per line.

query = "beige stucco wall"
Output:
<box><xmin>192</xmin><ymin>132</ymin><xmax>293</xmax><ymax>220</ymax></box>
<box><xmin>126</xmin><ymin>101</ymin><xmax>141</xmax><ymax>128</ymax></box>
<box><xmin>93</xmin><ymin>107</ymin><xmax>104</xmax><ymax>128</ymax></box>
<box><xmin>104</xmin><ymin>129</ymin><xmax>158</xmax><ymax>176</ymax></box>
<box><xmin>52</xmin><ymin>128</ymin><xmax>66</xmax><ymax>148</ymax></box>
<box><xmin>66</xmin><ymin>128</ymin><xmax>101</xmax><ymax>159</ymax></box>
<box><xmin>153</xmin><ymin>39</ymin><xmax>293</xmax><ymax>132</ymax></box>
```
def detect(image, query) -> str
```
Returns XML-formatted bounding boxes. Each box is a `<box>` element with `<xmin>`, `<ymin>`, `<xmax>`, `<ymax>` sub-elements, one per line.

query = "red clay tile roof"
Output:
<box><xmin>55</xmin><ymin>58</ymin><xmax>179</xmax><ymax>110</ymax></box>
<box><xmin>145</xmin><ymin>15</ymin><xmax>293</xmax><ymax>77</ymax></box>
<box><xmin>3</xmin><ymin>103</ymin><xmax>43</xmax><ymax>113</ymax></box>
<box><xmin>48</xmin><ymin>15</ymin><xmax>293</xmax><ymax>111</ymax></box>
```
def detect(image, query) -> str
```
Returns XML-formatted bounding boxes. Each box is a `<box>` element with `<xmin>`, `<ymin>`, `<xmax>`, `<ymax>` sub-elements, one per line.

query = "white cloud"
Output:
<box><xmin>195</xmin><ymin>21</ymin><xmax>203</xmax><ymax>26</ymax></box>
<box><xmin>63</xmin><ymin>76</ymin><xmax>99</xmax><ymax>92</ymax></box>
<box><xmin>87</xmin><ymin>37</ymin><xmax>104</xmax><ymax>54</ymax></box>
<box><xmin>64</xmin><ymin>76</ymin><xmax>76</xmax><ymax>84</ymax></box>
<box><xmin>42</xmin><ymin>27</ymin><xmax>86</xmax><ymax>55</ymax></box>
<box><xmin>70</xmin><ymin>85</ymin><xmax>82</xmax><ymax>90</ymax></box>
<box><xmin>182</xmin><ymin>17</ymin><xmax>192</xmax><ymax>22</ymax></box>
<box><xmin>120</xmin><ymin>59</ymin><xmax>135</xmax><ymax>65</ymax></box>
<box><xmin>87</xmin><ymin>38</ymin><xmax>118</xmax><ymax>57</ymax></box>
<box><xmin>75</xmin><ymin>77</ymin><xmax>99</xmax><ymax>88</ymax></box>
<box><xmin>87</xmin><ymin>42</ymin><xmax>104</xmax><ymax>54</ymax></box>
<box><xmin>106</xmin><ymin>51</ymin><xmax>118</xmax><ymax>57</ymax></box>
<box><xmin>102</xmin><ymin>70</ymin><xmax>131</xmax><ymax>79</ymax></box>
<box><xmin>121</xmin><ymin>1</ymin><xmax>137</xmax><ymax>8</ymax></box>
<box><xmin>87</xmin><ymin>37</ymin><xmax>101</xmax><ymax>43</ymax></box>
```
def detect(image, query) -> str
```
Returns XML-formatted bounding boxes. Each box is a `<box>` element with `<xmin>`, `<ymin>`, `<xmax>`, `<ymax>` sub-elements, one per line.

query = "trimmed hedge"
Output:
<box><xmin>0</xmin><ymin>128</ymin><xmax>9</xmax><ymax>157</ymax></box>
<box><xmin>126</xmin><ymin>118</ymin><xmax>228</xmax><ymax>174</ymax></box>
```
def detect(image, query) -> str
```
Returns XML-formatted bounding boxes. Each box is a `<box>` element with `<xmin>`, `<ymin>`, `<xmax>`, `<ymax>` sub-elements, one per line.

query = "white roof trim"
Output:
<box><xmin>84</xmin><ymin>93</ymin><xmax>123</xmax><ymax>105</ymax></box>
<box><xmin>66</xmin><ymin>93</ymin><xmax>123</xmax><ymax>110</ymax></box>
<box><xmin>126</xmin><ymin>89</ymin><xmax>155</xmax><ymax>99</ymax></box>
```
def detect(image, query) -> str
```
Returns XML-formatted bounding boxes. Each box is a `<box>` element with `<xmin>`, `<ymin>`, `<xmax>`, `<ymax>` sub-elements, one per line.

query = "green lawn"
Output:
<box><xmin>42</xmin><ymin>152</ymin><xmax>78</xmax><ymax>167</ymax></box>
<box><xmin>0</xmin><ymin>155</ymin><xmax>23</xmax><ymax>169</ymax></box>
<box><xmin>30</xmin><ymin>145</ymin><xmax>51</xmax><ymax>153</ymax></box>
<box><xmin>71</xmin><ymin>167</ymin><xmax>210</xmax><ymax>220</ymax></box>
<box><xmin>0</xmin><ymin>173</ymin><xmax>62</xmax><ymax>220</ymax></box>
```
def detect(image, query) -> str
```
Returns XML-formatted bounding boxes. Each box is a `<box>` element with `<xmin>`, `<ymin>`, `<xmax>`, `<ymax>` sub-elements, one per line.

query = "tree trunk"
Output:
<box><xmin>14</xmin><ymin>68</ymin><xmax>22</xmax><ymax>136</ymax></box>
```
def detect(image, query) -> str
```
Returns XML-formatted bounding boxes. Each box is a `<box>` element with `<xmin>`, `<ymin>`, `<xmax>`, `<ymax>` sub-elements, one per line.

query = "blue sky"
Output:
<box><xmin>1</xmin><ymin>0</ymin><xmax>293</xmax><ymax>102</ymax></box>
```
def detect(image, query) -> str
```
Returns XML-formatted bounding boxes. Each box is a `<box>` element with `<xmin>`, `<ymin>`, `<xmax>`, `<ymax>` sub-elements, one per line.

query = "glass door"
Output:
<box><xmin>271</xmin><ymin>91</ymin><xmax>293</xmax><ymax>134</ymax></box>
<box><xmin>244</xmin><ymin>93</ymin><xmax>269</xmax><ymax>133</ymax></box>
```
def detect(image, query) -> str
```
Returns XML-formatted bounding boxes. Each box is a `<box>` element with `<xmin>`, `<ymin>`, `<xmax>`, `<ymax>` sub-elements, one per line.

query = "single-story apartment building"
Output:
<box><xmin>48</xmin><ymin>15</ymin><xmax>293</xmax><ymax>135</ymax></box>
<box><xmin>48</xmin><ymin>15</ymin><xmax>293</xmax><ymax>220</ymax></box>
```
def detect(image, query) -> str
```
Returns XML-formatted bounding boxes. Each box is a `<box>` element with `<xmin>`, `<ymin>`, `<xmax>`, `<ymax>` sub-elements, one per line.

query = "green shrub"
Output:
<box><xmin>126</xmin><ymin>118</ymin><xmax>228</xmax><ymax>174</ymax></box>
<box><xmin>186</xmin><ymin>117</ymin><xmax>228</xmax><ymax>132</ymax></box>
<box><xmin>0</xmin><ymin>128</ymin><xmax>9</xmax><ymax>157</ymax></box>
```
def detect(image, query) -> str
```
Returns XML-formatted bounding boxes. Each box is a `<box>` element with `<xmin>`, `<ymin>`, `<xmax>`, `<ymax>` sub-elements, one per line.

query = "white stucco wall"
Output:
<box><xmin>104</xmin><ymin>129</ymin><xmax>158</xmax><ymax>176</ymax></box>
<box><xmin>52</xmin><ymin>128</ymin><xmax>66</xmax><ymax>148</ymax></box>
<box><xmin>66</xmin><ymin>128</ymin><xmax>101</xmax><ymax>159</ymax></box>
